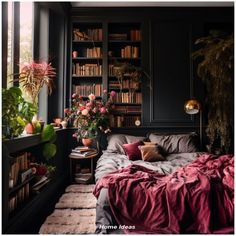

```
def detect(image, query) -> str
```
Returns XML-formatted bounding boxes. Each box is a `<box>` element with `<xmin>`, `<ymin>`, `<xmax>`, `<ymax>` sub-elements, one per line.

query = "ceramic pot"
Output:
<box><xmin>61</xmin><ymin>120</ymin><xmax>68</xmax><ymax>129</ymax></box>
<box><xmin>82</xmin><ymin>138</ymin><xmax>93</xmax><ymax>147</ymax></box>
<box><xmin>25</xmin><ymin>123</ymin><xmax>34</xmax><ymax>134</ymax></box>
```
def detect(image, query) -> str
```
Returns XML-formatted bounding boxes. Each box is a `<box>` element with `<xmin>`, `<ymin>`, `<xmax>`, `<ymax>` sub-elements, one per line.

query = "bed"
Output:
<box><xmin>93</xmin><ymin>133</ymin><xmax>234</xmax><ymax>234</ymax></box>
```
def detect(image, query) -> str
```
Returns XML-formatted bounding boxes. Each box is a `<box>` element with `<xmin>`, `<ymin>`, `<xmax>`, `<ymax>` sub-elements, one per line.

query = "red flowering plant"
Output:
<box><xmin>64</xmin><ymin>90</ymin><xmax>116</xmax><ymax>140</ymax></box>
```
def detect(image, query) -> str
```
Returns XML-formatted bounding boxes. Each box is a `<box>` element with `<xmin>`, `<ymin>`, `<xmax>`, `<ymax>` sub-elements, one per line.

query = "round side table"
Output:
<box><xmin>69</xmin><ymin>149</ymin><xmax>98</xmax><ymax>183</ymax></box>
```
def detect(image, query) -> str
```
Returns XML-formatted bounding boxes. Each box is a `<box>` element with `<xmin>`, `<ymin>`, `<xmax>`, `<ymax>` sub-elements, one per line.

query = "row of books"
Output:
<box><xmin>113</xmin><ymin>105</ymin><xmax>141</xmax><ymax>114</ymax></box>
<box><xmin>32</xmin><ymin>176</ymin><xmax>51</xmax><ymax>193</ymax></box>
<box><xmin>109</xmin><ymin>33</ymin><xmax>127</xmax><ymax>40</ymax></box>
<box><xmin>121</xmin><ymin>46</ymin><xmax>139</xmax><ymax>58</ymax></box>
<box><xmin>73</xmin><ymin>28</ymin><xmax>103</xmax><ymax>41</ymax></box>
<box><xmin>85</xmin><ymin>47</ymin><xmax>102</xmax><ymax>58</ymax></box>
<box><xmin>87</xmin><ymin>28</ymin><xmax>103</xmax><ymax>41</ymax></box>
<box><xmin>130</xmin><ymin>30</ymin><xmax>141</xmax><ymax>41</ymax></box>
<box><xmin>109</xmin><ymin>80</ymin><xmax>140</xmax><ymax>90</ymax></box>
<box><xmin>9</xmin><ymin>153</ymin><xmax>30</xmax><ymax>188</ymax></box>
<box><xmin>73</xmin><ymin>84</ymin><xmax>102</xmax><ymax>97</ymax></box>
<box><xmin>9</xmin><ymin>183</ymin><xmax>30</xmax><ymax>213</ymax></box>
<box><xmin>109</xmin><ymin>115</ymin><xmax>141</xmax><ymax>128</ymax></box>
<box><xmin>69</xmin><ymin>146</ymin><xmax>97</xmax><ymax>158</ymax></box>
<box><xmin>72</xmin><ymin>63</ymin><xmax>102</xmax><ymax>76</ymax></box>
<box><xmin>112</xmin><ymin>92</ymin><xmax>142</xmax><ymax>103</ymax></box>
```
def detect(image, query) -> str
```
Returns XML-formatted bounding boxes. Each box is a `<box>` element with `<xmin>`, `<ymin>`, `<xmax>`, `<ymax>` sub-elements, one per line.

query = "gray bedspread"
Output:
<box><xmin>95</xmin><ymin>150</ymin><xmax>201</xmax><ymax>182</ymax></box>
<box><xmin>94</xmin><ymin>151</ymin><xmax>201</xmax><ymax>234</ymax></box>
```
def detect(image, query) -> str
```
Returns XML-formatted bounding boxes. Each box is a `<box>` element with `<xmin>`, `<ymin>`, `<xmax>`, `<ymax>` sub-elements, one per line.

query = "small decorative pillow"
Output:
<box><xmin>143</xmin><ymin>142</ymin><xmax>157</xmax><ymax>146</ymax></box>
<box><xmin>122</xmin><ymin>141</ymin><xmax>144</xmax><ymax>161</ymax></box>
<box><xmin>139</xmin><ymin>145</ymin><xmax>165</xmax><ymax>162</ymax></box>
<box><xmin>107</xmin><ymin>134</ymin><xmax>146</xmax><ymax>154</ymax></box>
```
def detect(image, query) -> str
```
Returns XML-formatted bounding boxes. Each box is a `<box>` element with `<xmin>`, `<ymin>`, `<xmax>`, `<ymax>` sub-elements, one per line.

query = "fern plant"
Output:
<box><xmin>192</xmin><ymin>32</ymin><xmax>233</xmax><ymax>153</ymax></box>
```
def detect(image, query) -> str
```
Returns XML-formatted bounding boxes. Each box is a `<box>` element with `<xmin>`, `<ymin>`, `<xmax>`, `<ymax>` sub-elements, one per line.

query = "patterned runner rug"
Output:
<box><xmin>39</xmin><ymin>184</ymin><xmax>96</xmax><ymax>234</ymax></box>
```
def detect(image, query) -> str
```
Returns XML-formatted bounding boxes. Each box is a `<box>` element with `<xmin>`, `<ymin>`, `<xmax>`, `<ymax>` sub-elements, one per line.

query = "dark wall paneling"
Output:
<box><xmin>150</xmin><ymin>21</ymin><xmax>193</xmax><ymax>124</ymax></box>
<box><xmin>48</xmin><ymin>9</ymin><xmax>65</xmax><ymax>122</ymax></box>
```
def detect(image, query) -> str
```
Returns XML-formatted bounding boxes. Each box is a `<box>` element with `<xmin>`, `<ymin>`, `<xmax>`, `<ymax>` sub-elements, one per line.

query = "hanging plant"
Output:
<box><xmin>192</xmin><ymin>31</ymin><xmax>233</xmax><ymax>153</ymax></box>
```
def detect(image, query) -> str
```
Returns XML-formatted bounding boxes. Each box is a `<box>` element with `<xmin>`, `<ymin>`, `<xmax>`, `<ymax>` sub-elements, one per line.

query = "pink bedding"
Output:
<box><xmin>93</xmin><ymin>154</ymin><xmax>234</xmax><ymax>234</ymax></box>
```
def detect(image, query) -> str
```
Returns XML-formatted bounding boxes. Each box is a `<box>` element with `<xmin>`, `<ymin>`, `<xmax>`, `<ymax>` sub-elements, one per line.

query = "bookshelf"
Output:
<box><xmin>2</xmin><ymin>130</ymin><xmax>69</xmax><ymax>233</ymax></box>
<box><xmin>108</xmin><ymin>22</ymin><xmax>142</xmax><ymax>127</ymax></box>
<box><xmin>71</xmin><ymin>23</ymin><xmax>103</xmax><ymax>98</ymax></box>
<box><xmin>70</xmin><ymin>21</ymin><xmax>142</xmax><ymax>128</ymax></box>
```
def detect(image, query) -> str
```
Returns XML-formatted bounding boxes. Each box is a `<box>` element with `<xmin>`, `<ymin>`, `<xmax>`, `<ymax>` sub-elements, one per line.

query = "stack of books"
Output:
<box><xmin>69</xmin><ymin>146</ymin><xmax>97</xmax><ymax>158</ymax></box>
<box><xmin>32</xmin><ymin>176</ymin><xmax>51</xmax><ymax>193</ymax></box>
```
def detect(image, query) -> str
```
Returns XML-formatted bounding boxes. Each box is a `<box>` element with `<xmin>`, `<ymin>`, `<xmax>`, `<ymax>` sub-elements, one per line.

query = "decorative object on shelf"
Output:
<box><xmin>113</xmin><ymin>62</ymin><xmax>142</xmax><ymax>91</ymax></box>
<box><xmin>135</xmin><ymin>118</ymin><xmax>141</xmax><ymax>127</ymax></box>
<box><xmin>72</xmin><ymin>51</ymin><xmax>78</xmax><ymax>58</ymax></box>
<box><xmin>64</xmin><ymin>90</ymin><xmax>115</xmax><ymax>142</ymax></box>
<box><xmin>192</xmin><ymin>32</ymin><xmax>233</xmax><ymax>153</ymax></box>
<box><xmin>184</xmin><ymin>99</ymin><xmax>202</xmax><ymax>149</ymax></box>
<box><xmin>61</xmin><ymin>120</ymin><xmax>68</xmax><ymax>129</ymax></box>
<box><xmin>53</xmin><ymin>118</ymin><xmax>62</xmax><ymax>127</ymax></box>
<box><xmin>73</xmin><ymin>29</ymin><xmax>89</xmax><ymax>41</ymax></box>
<box><xmin>2</xmin><ymin>87</ymin><xmax>37</xmax><ymax>139</ymax></box>
<box><xmin>81</xmin><ymin>138</ymin><xmax>94</xmax><ymax>147</ymax></box>
<box><xmin>12</xmin><ymin>61</ymin><xmax>56</xmax><ymax>105</ymax></box>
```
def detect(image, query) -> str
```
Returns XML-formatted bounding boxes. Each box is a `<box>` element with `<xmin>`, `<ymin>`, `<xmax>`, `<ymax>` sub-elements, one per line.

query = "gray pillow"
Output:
<box><xmin>107</xmin><ymin>134</ymin><xmax>146</xmax><ymax>154</ymax></box>
<box><xmin>148</xmin><ymin>133</ymin><xmax>199</xmax><ymax>154</ymax></box>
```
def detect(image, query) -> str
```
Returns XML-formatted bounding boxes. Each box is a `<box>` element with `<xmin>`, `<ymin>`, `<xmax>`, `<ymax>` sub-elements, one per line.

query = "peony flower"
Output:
<box><xmin>72</xmin><ymin>93</ymin><xmax>77</xmax><ymax>98</ymax></box>
<box><xmin>81</xmin><ymin>109</ymin><xmax>89</xmax><ymax>116</ymax></box>
<box><xmin>80</xmin><ymin>106</ymin><xmax>86</xmax><ymax>111</ymax></box>
<box><xmin>86</xmin><ymin>102</ymin><xmax>92</xmax><ymax>107</ymax></box>
<box><xmin>103</xmin><ymin>89</ymin><xmax>107</xmax><ymax>94</ymax></box>
<box><xmin>92</xmin><ymin>108</ymin><xmax>97</xmax><ymax>113</ymax></box>
<box><xmin>100</xmin><ymin>107</ymin><xmax>107</xmax><ymax>114</ymax></box>
<box><xmin>64</xmin><ymin>108</ymin><xmax>71</xmax><ymax>114</ymax></box>
<box><xmin>88</xmin><ymin>93</ymin><xmax>96</xmax><ymax>101</ymax></box>
<box><xmin>110</xmin><ymin>90</ymin><xmax>116</xmax><ymax>97</ymax></box>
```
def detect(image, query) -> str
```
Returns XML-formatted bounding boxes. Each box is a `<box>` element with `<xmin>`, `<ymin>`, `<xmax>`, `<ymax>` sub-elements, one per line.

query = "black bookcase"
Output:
<box><xmin>2</xmin><ymin>130</ymin><xmax>70</xmax><ymax>233</ymax></box>
<box><xmin>69</xmin><ymin>20</ymin><xmax>143</xmax><ymax>128</ymax></box>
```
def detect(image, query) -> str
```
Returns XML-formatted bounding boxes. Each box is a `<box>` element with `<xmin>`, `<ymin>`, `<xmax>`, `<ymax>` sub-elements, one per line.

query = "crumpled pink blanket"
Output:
<box><xmin>93</xmin><ymin>154</ymin><xmax>234</xmax><ymax>234</ymax></box>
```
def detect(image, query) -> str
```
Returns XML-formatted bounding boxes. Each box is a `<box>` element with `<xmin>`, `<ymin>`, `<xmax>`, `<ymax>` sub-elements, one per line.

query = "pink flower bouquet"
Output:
<box><xmin>64</xmin><ymin>90</ymin><xmax>116</xmax><ymax>140</ymax></box>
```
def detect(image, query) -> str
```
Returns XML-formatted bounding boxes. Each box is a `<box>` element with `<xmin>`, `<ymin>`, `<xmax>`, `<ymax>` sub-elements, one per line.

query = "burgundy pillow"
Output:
<box><xmin>122</xmin><ymin>141</ymin><xmax>144</xmax><ymax>161</ymax></box>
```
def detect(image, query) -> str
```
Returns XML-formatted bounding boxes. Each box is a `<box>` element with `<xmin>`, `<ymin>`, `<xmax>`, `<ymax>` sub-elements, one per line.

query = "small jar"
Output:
<box><xmin>72</xmin><ymin>51</ymin><xmax>78</xmax><ymax>58</ymax></box>
<box><xmin>61</xmin><ymin>120</ymin><xmax>68</xmax><ymax>129</ymax></box>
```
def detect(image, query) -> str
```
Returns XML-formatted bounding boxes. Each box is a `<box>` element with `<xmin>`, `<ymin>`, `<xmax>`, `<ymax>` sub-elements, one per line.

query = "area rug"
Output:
<box><xmin>39</xmin><ymin>184</ymin><xmax>96</xmax><ymax>234</ymax></box>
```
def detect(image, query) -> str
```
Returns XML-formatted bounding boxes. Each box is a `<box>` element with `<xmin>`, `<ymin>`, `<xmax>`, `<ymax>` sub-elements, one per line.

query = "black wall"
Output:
<box><xmin>68</xmin><ymin>7</ymin><xmax>233</xmax><ymax>134</ymax></box>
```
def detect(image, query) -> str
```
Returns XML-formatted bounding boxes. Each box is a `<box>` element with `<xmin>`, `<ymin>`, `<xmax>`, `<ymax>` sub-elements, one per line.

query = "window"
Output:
<box><xmin>5</xmin><ymin>2</ymin><xmax>34</xmax><ymax>89</ymax></box>
<box><xmin>7</xmin><ymin>2</ymin><xmax>13</xmax><ymax>88</ymax></box>
<box><xmin>19</xmin><ymin>2</ymin><xmax>33</xmax><ymax>63</ymax></box>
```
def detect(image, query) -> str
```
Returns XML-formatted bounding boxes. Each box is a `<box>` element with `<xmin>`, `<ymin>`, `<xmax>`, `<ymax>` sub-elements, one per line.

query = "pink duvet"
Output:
<box><xmin>93</xmin><ymin>154</ymin><xmax>234</xmax><ymax>234</ymax></box>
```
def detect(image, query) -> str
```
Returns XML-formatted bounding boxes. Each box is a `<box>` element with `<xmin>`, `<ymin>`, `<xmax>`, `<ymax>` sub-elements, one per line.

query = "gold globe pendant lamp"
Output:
<box><xmin>184</xmin><ymin>99</ymin><xmax>202</xmax><ymax>150</ymax></box>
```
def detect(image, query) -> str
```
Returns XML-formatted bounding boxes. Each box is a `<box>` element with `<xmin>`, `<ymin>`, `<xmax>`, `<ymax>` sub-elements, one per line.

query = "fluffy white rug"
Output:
<box><xmin>39</xmin><ymin>184</ymin><xmax>96</xmax><ymax>234</ymax></box>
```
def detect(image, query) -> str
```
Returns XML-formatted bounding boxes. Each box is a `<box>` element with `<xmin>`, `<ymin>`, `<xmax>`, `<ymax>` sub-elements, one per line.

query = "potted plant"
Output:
<box><xmin>113</xmin><ymin>62</ymin><xmax>143</xmax><ymax>90</ymax></box>
<box><xmin>9</xmin><ymin>61</ymin><xmax>56</xmax><ymax>133</ymax></box>
<box><xmin>2</xmin><ymin>87</ymin><xmax>37</xmax><ymax>139</ymax></box>
<box><xmin>193</xmin><ymin>32</ymin><xmax>233</xmax><ymax>153</ymax></box>
<box><xmin>64</xmin><ymin>91</ymin><xmax>115</xmax><ymax>146</ymax></box>
<box><xmin>15</xmin><ymin>61</ymin><xmax>56</xmax><ymax>105</ymax></box>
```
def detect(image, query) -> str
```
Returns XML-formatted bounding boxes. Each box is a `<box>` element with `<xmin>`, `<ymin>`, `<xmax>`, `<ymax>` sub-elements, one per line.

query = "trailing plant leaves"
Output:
<box><xmin>41</xmin><ymin>124</ymin><xmax>56</xmax><ymax>142</ymax></box>
<box><xmin>43</xmin><ymin>143</ymin><xmax>57</xmax><ymax>160</ymax></box>
<box><xmin>193</xmin><ymin>33</ymin><xmax>233</xmax><ymax>153</ymax></box>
